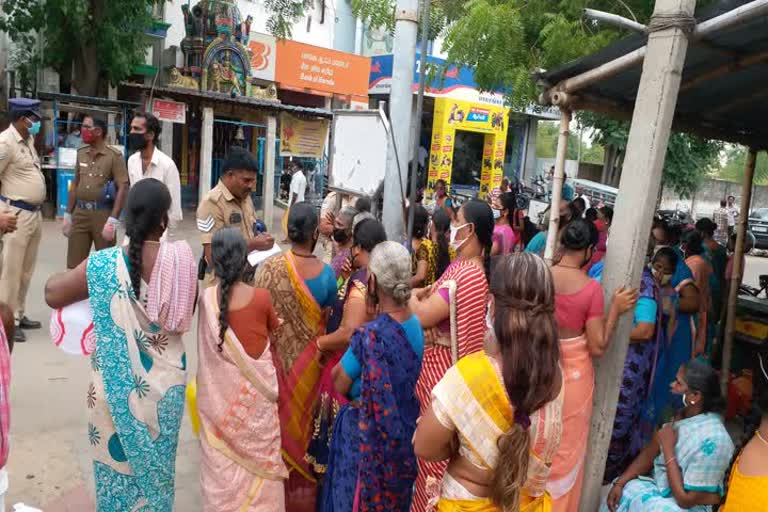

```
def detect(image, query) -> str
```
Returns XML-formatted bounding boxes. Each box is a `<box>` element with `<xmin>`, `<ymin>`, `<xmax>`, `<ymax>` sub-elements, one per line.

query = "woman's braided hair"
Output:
<box><xmin>211</xmin><ymin>228</ymin><xmax>247</xmax><ymax>351</ymax></box>
<box><xmin>489</xmin><ymin>253</ymin><xmax>560</xmax><ymax>511</ymax></box>
<box><xmin>461</xmin><ymin>199</ymin><xmax>495</xmax><ymax>279</ymax></box>
<box><xmin>124</xmin><ymin>178</ymin><xmax>171</xmax><ymax>298</ymax></box>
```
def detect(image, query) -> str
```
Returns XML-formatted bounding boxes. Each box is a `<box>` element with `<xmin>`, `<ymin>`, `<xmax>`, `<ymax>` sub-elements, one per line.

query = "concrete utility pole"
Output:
<box><xmin>381</xmin><ymin>0</ymin><xmax>418</xmax><ymax>240</ymax></box>
<box><xmin>579</xmin><ymin>1</ymin><xmax>697</xmax><ymax>510</ymax></box>
<box><xmin>263</xmin><ymin>115</ymin><xmax>278</xmax><ymax>231</ymax></box>
<box><xmin>543</xmin><ymin>109</ymin><xmax>571</xmax><ymax>264</ymax></box>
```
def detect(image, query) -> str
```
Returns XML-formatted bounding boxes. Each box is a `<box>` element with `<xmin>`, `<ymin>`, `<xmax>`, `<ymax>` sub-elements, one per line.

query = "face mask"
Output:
<box><xmin>81</xmin><ymin>128</ymin><xmax>96</xmax><ymax>144</ymax></box>
<box><xmin>492</xmin><ymin>208</ymin><xmax>502</xmax><ymax>220</ymax></box>
<box><xmin>682</xmin><ymin>392</ymin><xmax>689</xmax><ymax>408</ymax></box>
<box><xmin>450</xmin><ymin>223</ymin><xmax>471</xmax><ymax>252</ymax></box>
<box><xmin>127</xmin><ymin>132</ymin><xmax>148</xmax><ymax>151</ymax></box>
<box><xmin>26</xmin><ymin>118</ymin><xmax>41</xmax><ymax>136</ymax></box>
<box><xmin>332</xmin><ymin>228</ymin><xmax>349</xmax><ymax>244</ymax></box>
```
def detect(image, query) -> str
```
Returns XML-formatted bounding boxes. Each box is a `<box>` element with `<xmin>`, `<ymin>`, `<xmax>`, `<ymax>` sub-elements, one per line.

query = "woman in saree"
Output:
<box><xmin>322</xmin><ymin>241</ymin><xmax>424</xmax><ymax>511</ymax></box>
<box><xmin>695</xmin><ymin>218</ymin><xmax>726</xmax><ymax>324</ymax></box>
<box><xmin>648</xmin><ymin>222</ymin><xmax>700</xmax><ymax>429</ymax></box>
<box><xmin>721</xmin><ymin>386</ymin><xmax>768</xmax><ymax>511</ymax></box>
<box><xmin>604</xmin><ymin>359</ymin><xmax>734</xmax><ymax>512</ymax></box>
<box><xmin>490</xmin><ymin>192</ymin><xmax>518</xmax><ymax>257</ymax></box>
<box><xmin>414</xmin><ymin>253</ymin><xmax>564</xmax><ymax>512</ymax></box>
<box><xmin>253</xmin><ymin>202</ymin><xmax>338</xmax><ymax>511</ymax></box>
<box><xmin>598</xmin><ymin>263</ymin><xmax>664</xmax><ymax>484</ymax></box>
<box><xmin>682</xmin><ymin>230</ymin><xmax>712</xmax><ymax>357</ymax></box>
<box><xmin>44</xmin><ymin>179</ymin><xmax>197</xmax><ymax>511</ymax></box>
<box><xmin>549</xmin><ymin>219</ymin><xmax>637</xmax><ymax>512</ymax></box>
<box><xmin>328</xmin><ymin>206</ymin><xmax>357</xmax><ymax>284</ymax></box>
<box><xmin>197</xmin><ymin>228</ymin><xmax>288</xmax><ymax>511</ymax></box>
<box><xmin>308</xmin><ymin>218</ymin><xmax>388</xmax><ymax>490</ymax></box>
<box><xmin>409</xmin><ymin>199</ymin><xmax>494</xmax><ymax>512</ymax></box>
<box><xmin>411</xmin><ymin>204</ymin><xmax>439</xmax><ymax>287</ymax></box>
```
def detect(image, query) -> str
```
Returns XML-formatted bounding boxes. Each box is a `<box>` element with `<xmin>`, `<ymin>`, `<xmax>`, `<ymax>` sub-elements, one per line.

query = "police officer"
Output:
<box><xmin>197</xmin><ymin>147</ymin><xmax>274</xmax><ymax>286</ymax></box>
<box><xmin>0</xmin><ymin>98</ymin><xmax>46</xmax><ymax>343</ymax></box>
<box><xmin>62</xmin><ymin>115</ymin><xmax>129</xmax><ymax>269</ymax></box>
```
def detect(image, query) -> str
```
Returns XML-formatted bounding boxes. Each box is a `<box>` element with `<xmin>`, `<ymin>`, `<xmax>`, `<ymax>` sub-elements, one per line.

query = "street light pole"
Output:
<box><xmin>382</xmin><ymin>0</ymin><xmax>419</xmax><ymax>240</ymax></box>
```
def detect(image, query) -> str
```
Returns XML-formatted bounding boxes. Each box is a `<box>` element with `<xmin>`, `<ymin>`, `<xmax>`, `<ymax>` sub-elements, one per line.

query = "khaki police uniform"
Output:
<box><xmin>196</xmin><ymin>181</ymin><xmax>258</xmax><ymax>287</ymax></box>
<box><xmin>67</xmin><ymin>144</ymin><xmax>128</xmax><ymax>269</ymax></box>
<box><xmin>0</xmin><ymin>124</ymin><xmax>45</xmax><ymax>323</ymax></box>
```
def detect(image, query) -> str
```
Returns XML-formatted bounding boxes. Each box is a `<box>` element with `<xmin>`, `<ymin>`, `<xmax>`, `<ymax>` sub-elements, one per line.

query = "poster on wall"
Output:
<box><xmin>152</xmin><ymin>99</ymin><xmax>186</xmax><ymax>124</ymax></box>
<box><xmin>279</xmin><ymin>113</ymin><xmax>330</xmax><ymax>158</ymax></box>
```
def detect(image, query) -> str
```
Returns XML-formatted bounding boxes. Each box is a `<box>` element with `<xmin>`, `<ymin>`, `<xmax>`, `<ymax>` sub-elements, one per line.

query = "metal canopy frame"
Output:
<box><xmin>534</xmin><ymin>1</ymin><xmax>768</xmax><ymax>510</ymax></box>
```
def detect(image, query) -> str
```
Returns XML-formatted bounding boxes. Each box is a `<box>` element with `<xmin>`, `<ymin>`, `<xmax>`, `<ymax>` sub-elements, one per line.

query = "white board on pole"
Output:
<box><xmin>329</xmin><ymin>110</ymin><xmax>388</xmax><ymax>196</ymax></box>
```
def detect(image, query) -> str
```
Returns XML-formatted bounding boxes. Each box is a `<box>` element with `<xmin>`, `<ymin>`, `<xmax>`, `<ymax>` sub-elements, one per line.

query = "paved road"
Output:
<box><xmin>743</xmin><ymin>254</ymin><xmax>768</xmax><ymax>290</ymax></box>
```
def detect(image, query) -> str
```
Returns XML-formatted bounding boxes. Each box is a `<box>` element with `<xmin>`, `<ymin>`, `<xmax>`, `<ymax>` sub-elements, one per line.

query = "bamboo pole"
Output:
<box><xmin>556</xmin><ymin>0</ymin><xmax>768</xmax><ymax>95</ymax></box>
<box><xmin>721</xmin><ymin>148</ymin><xmax>757</xmax><ymax>395</ymax></box>
<box><xmin>579</xmin><ymin>0</ymin><xmax>697</xmax><ymax>509</ymax></box>
<box><xmin>584</xmin><ymin>8</ymin><xmax>647</xmax><ymax>33</ymax></box>
<box><xmin>543</xmin><ymin>109</ymin><xmax>571</xmax><ymax>264</ymax></box>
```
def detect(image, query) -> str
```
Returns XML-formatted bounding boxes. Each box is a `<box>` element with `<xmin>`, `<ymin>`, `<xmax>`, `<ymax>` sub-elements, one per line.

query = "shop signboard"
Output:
<box><xmin>426</xmin><ymin>97</ymin><xmax>510</xmax><ymax>200</ymax></box>
<box><xmin>248</xmin><ymin>32</ymin><xmax>277</xmax><ymax>82</ymax></box>
<box><xmin>279</xmin><ymin>113</ymin><xmax>330</xmax><ymax>158</ymax></box>
<box><xmin>152</xmin><ymin>98</ymin><xmax>186</xmax><ymax>124</ymax></box>
<box><xmin>275</xmin><ymin>40</ymin><xmax>370</xmax><ymax>98</ymax></box>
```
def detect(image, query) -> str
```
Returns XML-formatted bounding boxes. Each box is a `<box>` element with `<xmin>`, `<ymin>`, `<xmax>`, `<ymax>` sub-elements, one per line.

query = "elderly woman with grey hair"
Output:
<box><xmin>321</xmin><ymin>241</ymin><xmax>425</xmax><ymax>511</ymax></box>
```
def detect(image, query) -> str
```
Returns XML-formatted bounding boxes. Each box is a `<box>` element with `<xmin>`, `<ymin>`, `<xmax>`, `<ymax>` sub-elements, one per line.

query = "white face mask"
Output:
<box><xmin>492</xmin><ymin>208</ymin><xmax>502</xmax><ymax>220</ymax></box>
<box><xmin>449</xmin><ymin>223</ymin><xmax>471</xmax><ymax>252</ymax></box>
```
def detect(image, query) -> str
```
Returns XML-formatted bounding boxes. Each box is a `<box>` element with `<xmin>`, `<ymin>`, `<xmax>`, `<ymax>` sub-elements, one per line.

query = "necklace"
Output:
<box><xmin>757</xmin><ymin>429</ymin><xmax>768</xmax><ymax>447</ymax></box>
<box><xmin>291</xmin><ymin>250</ymin><xmax>316</xmax><ymax>259</ymax></box>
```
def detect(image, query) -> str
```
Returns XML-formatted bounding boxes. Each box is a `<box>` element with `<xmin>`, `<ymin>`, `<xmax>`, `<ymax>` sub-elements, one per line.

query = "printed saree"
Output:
<box><xmin>600</xmin><ymin>413</ymin><xmax>734</xmax><ymax>512</ymax></box>
<box><xmin>197</xmin><ymin>286</ymin><xmax>288</xmax><ymax>511</ymax></box>
<box><xmin>253</xmin><ymin>251</ymin><xmax>326</xmax><ymax>510</ymax></box>
<box><xmin>0</xmin><ymin>320</ymin><xmax>9</xmax><ymax>471</ymax></box>
<box><xmin>431</xmin><ymin>352</ymin><xmax>563</xmax><ymax>512</ymax></box>
<box><xmin>321</xmin><ymin>313</ymin><xmax>422</xmax><ymax>512</ymax></box>
<box><xmin>306</xmin><ymin>269</ymin><xmax>366</xmax><ymax>481</ymax></box>
<box><xmin>604</xmin><ymin>269</ymin><xmax>663</xmax><ymax>483</ymax></box>
<box><xmin>86</xmin><ymin>246</ymin><xmax>193</xmax><ymax>511</ymax></box>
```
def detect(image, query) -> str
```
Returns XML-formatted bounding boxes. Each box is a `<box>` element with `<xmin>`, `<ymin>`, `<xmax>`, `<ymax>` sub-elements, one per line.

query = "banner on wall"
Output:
<box><xmin>279</xmin><ymin>113</ymin><xmax>330</xmax><ymax>158</ymax></box>
<box><xmin>427</xmin><ymin>97</ymin><xmax>510</xmax><ymax>198</ymax></box>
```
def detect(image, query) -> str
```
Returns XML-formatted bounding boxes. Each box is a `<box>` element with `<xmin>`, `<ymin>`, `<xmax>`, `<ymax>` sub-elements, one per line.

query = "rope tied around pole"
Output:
<box><xmin>646</xmin><ymin>12</ymin><xmax>697</xmax><ymax>34</ymax></box>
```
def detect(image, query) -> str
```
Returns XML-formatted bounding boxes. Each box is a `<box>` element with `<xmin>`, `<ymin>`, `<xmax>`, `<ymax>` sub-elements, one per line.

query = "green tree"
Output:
<box><xmin>1</xmin><ymin>0</ymin><xmax>160</xmax><ymax>97</ymax></box>
<box><xmin>717</xmin><ymin>145</ymin><xmax>768</xmax><ymax>186</ymax></box>
<box><xmin>347</xmin><ymin>0</ymin><xmax>720</xmax><ymax>197</ymax></box>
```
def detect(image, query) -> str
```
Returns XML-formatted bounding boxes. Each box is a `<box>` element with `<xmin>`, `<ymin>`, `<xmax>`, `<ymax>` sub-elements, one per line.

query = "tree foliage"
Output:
<box><xmin>717</xmin><ymin>145</ymin><xmax>768</xmax><ymax>186</ymax></box>
<box><xmin>349</xmin><ymin>0</ymin><xmax>721</xmax><ymax>196</ymax></box>
<box><xmin>0</xmin><ymin>0</ymin><xmax>159</xmax><ymax>96</ymax></box>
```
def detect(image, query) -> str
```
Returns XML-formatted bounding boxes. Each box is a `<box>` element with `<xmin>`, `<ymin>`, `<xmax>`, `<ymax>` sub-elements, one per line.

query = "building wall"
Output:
<box><xmin>163</xmin><ymin>0</ymin><xmax>339</xmax><ymax>51</ymax></box>
<box><xmin>660</xmin><ymin>178</ymin><xmax>768</xmax><ymax>219</ymax></box>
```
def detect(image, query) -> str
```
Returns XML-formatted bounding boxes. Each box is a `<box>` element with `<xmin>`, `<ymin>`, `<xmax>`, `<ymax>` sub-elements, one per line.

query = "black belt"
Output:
<box><xmin>76</xmin><ymin>200</ymin><xmax>111</xmax><ymax>211</ymax></box>
<box><xmin>0</xmin><ymin>195</ymin><xmax>41</xmax><ymax>212</ymax></box>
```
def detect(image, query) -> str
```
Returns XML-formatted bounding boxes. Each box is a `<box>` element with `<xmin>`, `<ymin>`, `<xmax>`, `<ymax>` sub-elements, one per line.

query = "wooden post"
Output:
<box><xmin>721</xmin><ymin>148</ymin><xmax>757</xmax><ymax>394</ymax></box>
<box><xmin>263</xmin><ymin>114</ymin><xmax>278</xmax><ymax>232</ymax></box>
<box><xmin>543</xmin><ymin>109</ymin><xmax>571</xmax><ymax>264</ymax></box>
<box><xmin>579</xmin><ymin>1</ymin><xmax>697</xmax><ymax>510</ymax></box>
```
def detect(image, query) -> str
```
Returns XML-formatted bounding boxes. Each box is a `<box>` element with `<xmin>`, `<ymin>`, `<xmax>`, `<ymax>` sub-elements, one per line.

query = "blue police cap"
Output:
<box><xmin>8</xmin><ymin>98</ymin><xmax>42</xmax><ymax>119</ymax></box>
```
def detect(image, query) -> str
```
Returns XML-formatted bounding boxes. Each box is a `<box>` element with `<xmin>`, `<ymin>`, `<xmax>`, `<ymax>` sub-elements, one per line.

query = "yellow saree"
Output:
<box><xmin>431</xmin><ymin>352</ymin><xmax>563</xmax><ymax>512</ymax></box>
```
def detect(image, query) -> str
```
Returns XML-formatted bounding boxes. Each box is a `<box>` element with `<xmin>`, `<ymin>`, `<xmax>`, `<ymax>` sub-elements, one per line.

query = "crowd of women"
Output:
<box><xmin>41</xmin><ymin>178</ymin><xmax>766</xmax><ymax>512</ymax></box>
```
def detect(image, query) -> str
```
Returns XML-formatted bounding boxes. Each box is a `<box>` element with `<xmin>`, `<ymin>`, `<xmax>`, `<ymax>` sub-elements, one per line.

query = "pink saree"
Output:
<box><xmin>197</xmin><ymin>286</ymin><xmax>288</xmax><ymax>511</ymax></box>
<box><xmin>547</xmin><ymin>335</ymin><xmax>594</xmax><ymax>512</ymax></box>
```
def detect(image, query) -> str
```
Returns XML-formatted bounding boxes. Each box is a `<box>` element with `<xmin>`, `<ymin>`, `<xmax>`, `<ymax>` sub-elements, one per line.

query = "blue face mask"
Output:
<box><xmin>27</xmin><ymin>118</ymin><xmax>41</xmax><ymax>136</ymax></box>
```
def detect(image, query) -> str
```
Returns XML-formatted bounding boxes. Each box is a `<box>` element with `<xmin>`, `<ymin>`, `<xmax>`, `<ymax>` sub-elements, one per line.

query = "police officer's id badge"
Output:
<box><xmin>229</xmin><ymin>213</ymin><xmax>242</xmax><ymax>224</ymax></box>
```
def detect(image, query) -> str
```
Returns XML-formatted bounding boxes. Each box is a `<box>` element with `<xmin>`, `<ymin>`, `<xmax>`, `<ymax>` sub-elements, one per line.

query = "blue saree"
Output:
<box><xmin>321</xmin><ymin>313</ymin><xmax>422</xmax><ymax>512</ymax></box>
<box><xmin>647</xmin><ymin>258</ymin><xmax>696</xmax><ymax>426</ymax></box>
<box><xmin>87</xmin><ymin>247</ymin><xmax>187</xmax><ymax>511</ymax></box>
